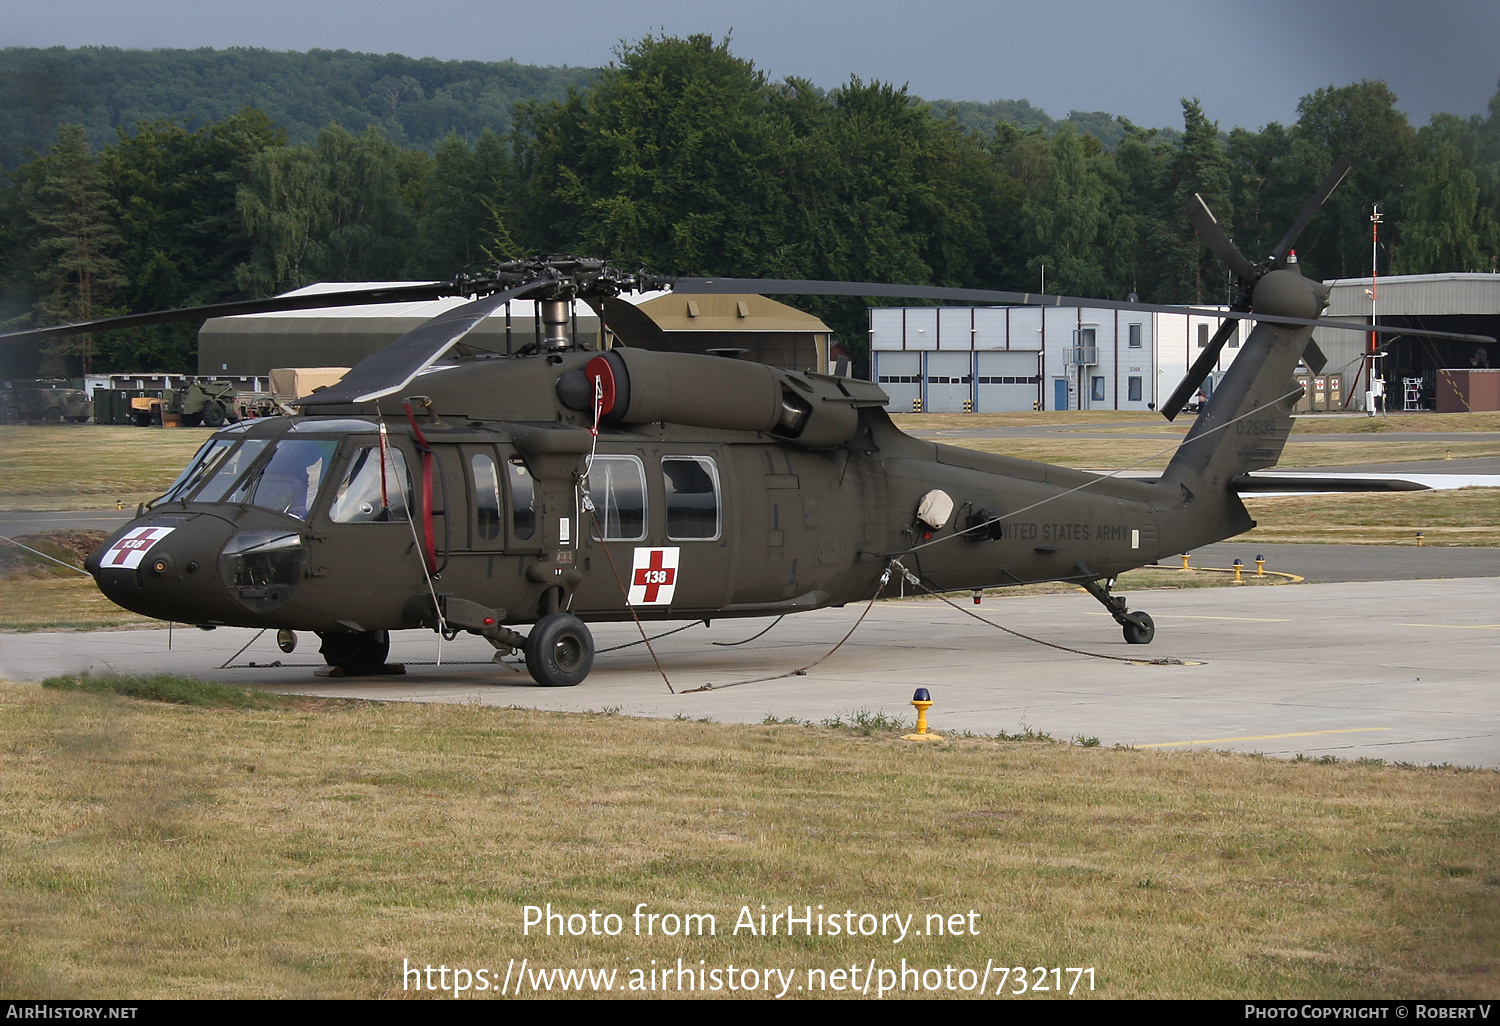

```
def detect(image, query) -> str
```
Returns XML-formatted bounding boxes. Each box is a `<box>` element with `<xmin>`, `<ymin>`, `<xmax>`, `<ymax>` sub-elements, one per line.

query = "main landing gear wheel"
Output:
<box><xmin>316</xmin><ymin>629</ymin><xmax>390</xmax><ymax>675</ymax></box>
<box><xmin>524</xmin><ymin>613</ymin><xmax>594</xmax><ymax>687</ymax></box>
<box><xmin>1121</xmin><ymin>612</ymin><xmax>1155</xmax><ymax>645</ymax></box>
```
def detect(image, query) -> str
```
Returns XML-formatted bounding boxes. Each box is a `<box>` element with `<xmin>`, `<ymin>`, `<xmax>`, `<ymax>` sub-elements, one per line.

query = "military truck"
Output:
<box><xmin>3</xmin><ymin>381</ymin><xmax>93</xmax><ymax>423</ymax></box>
<box><xmin>129</xmin><ymin>380</ymin><xmax>240</xmax><ymax>427</ymax></box>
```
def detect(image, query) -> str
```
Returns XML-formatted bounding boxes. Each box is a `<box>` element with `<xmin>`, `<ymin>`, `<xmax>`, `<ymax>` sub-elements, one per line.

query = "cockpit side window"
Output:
<box><xmin>508</xmin><ymin>457</ymin><xmax>536</xmax><ymax>542</ymax></box>
<box><xmin>586</xmin><ymin>455</ymin><xmax>647</xmax><ymax>542</ymax></box>
<box><xmin>329</xmin><ymin>445</ymin><xmax>413</xmax><ymax>523</ymax></box>
<box><xmin>472</xmin><ymin>453</ymin><xmax>502</xmax><ymax>542</ymax></box>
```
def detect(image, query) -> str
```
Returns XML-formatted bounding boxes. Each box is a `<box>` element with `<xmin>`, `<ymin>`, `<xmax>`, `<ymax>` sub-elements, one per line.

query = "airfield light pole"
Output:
<box><xmin>1366</xmin><ymin>205</ymin><xmax>1384</xmax><ymax>416</ymax></box>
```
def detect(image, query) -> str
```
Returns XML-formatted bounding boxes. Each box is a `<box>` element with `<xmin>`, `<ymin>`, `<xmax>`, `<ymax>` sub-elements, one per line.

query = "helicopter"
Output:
<box><xmin>5</xmin><ymin>161</ymin><xmax>1492</xmax><ymax>686</ymax></box>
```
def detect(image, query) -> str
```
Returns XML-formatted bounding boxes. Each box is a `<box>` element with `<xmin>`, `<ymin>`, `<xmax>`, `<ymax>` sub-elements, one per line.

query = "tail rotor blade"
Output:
<box><xmin>1269</xmin><ymin>158</ymin><xmax>1351</xmax><ymax>266</ymax></box>
<box><xmin>1162</xmin><ymin>316</ymin><xmax>1240</xmax><ymax>421</ymax></box>
<box><xmin>1186</xmin><ymin>194</ymin><xmax>1256</xmax><ymax>281</ymax></box>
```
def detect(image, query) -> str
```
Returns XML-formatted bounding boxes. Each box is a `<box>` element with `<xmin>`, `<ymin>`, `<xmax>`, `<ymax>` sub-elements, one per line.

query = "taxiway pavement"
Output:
<box><xmin>3</xmin><ymin>576</ymin><xmax>1495</xmax><ymax>768</ymax></box>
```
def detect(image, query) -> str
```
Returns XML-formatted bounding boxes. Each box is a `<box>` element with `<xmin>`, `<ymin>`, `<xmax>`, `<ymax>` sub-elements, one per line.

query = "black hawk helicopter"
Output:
<box><xmin>5</xmin><ymin>162</ymin><xmax>1490</xmax><ymax>686</ymax></box>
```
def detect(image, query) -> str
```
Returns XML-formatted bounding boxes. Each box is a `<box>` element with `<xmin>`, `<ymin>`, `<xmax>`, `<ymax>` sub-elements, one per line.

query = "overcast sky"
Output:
<box><xmin>6</xmin><ymin>0</ymin><xmax>1498</xmax><ymax>132</ymax></box>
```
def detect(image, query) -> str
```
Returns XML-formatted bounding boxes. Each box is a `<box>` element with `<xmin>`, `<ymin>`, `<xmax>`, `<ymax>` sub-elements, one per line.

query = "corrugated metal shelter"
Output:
<box><xmin>1322</xmin><ymin>273</ymin><xmax>1500</xmax><ymax>411</ymax></box>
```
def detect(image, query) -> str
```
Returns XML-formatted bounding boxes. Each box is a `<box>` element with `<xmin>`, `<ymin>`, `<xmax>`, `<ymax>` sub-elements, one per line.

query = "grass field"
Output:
<box><xmin>0</xmin><ymin>425</ymin><xmax>207</xmax><ymax>511</ymax></box>
<box><xmin>1</xmin><ymin>677</ymin><xmax>1494</xmax><ymax>1000</ymax></box>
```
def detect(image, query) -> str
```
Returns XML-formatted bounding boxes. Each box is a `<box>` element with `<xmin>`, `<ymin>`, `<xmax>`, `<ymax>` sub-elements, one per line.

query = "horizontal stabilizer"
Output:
<box><xmin>1229</xmin><ymin>474</ymin><xmax>1429</xmax><ymax>493</ymax></box>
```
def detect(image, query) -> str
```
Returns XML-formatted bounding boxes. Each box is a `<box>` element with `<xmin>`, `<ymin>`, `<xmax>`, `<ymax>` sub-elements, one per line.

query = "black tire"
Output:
<box><xmin>44</xmin><ymin>407</ymin><xmax>63</xmax><ymax>423</ymax></box>
<box><xmin>202</xmin><ymin>403</ymin><xmax>226</xmax><ymax>427</ymax></box>
<box><xmin>524</xmin><ymin>613</ymin><xmax>594</xmax><ymax>687</ymax></box>
<box><xmin>317</xmin><ymin>629</ymin><xmax>390</xmax><ymax>675</ymax></box>
<box><xmin>1122</xmin><ymin>611</ymin><xmax>1155</xmax><ymax>645</ymax></box>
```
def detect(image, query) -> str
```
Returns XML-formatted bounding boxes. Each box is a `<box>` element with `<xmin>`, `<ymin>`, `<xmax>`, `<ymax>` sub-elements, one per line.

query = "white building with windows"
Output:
<box><xmin>869</xmin><ymin>305</ymin><xmax>1248</xmax><ymax>413</ymax></box>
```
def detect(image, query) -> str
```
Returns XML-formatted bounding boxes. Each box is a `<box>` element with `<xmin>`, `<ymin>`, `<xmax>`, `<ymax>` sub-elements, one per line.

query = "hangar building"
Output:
<box><xmin>868</xmin><ymin>305</ymin><xmax>1248</xmax><ymax>413</ymax></box>
<box><xmin>1321</xmin><ymin>273</ymin><xmax>1500</xmax><ymax>411</ymax></box>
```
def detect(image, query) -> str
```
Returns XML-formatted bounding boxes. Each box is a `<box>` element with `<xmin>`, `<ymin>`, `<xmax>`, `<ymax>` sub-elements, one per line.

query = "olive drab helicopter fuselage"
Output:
<box><xmin>10</xmin><ymin>162</ymin><xmax>1488</xmax><ymax>686</ymax></box>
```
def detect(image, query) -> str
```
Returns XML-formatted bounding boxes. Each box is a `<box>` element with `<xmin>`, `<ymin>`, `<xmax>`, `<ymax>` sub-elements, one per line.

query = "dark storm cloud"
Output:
<box><xmin>5</xmin><ymin>0</ymin><xmax>1496</xmax><ymax>131</ymax></box>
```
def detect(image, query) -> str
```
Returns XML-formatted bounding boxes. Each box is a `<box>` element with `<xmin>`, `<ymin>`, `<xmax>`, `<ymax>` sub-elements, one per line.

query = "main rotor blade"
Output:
<box><xmin>297</xmin><ymin>280</ymin><xmax>556</xmax><ymax>407</ymax></box>
<box><xmin>0</xmin><ymin>283</ymin><xmax>458</xmax><ymax>345</ymax></box>
<box><xmin>1185</xmin><ymin>194</ymin><xmax>1256</xmax><ymax>281</ymax></box>
<box><xmin>1162</xmin><ymin>316</ymin><xmax>1241</xmax><ymax>421</ymax></box>
<box><xmin>1269</xmin><ymin>158</ymin><xmax>1350</xmax><ymax>266</ymax></box>
<box><xmin>672</xmin><ymin>276</ymin><xmax>1221</xmax><ymax>320</ymax></box>
<box><xmin>673</xmin><ymin>276</ymin><xmax>1493</xmax><ymax>344</ymax></box>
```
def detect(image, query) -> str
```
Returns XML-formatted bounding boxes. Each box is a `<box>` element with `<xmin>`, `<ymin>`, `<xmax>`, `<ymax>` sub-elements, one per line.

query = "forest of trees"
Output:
<box><xmin>4</xmin><ymin>35</ymin><xmax>1500</xmax><ymax>375</ymax></box>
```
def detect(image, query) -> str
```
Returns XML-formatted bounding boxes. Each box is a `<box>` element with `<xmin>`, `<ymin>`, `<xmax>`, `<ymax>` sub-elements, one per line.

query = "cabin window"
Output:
<box><xmin>507</xmin><ymin>457</ymin><xmax>536</xmax><ymax>541</ymax></box>
<box><xmin>663</xmin><ymin>456</ymin><xmax>721</xmax><ymax>541</ymax></box>
<box><xmin>472</xmin><ymin>453</ymin><xmax>502</xmax><ymax>542</ymax></box>
<box><xmin>328</xmin><ymin>445</ymin><xmax>412</xmax><ymax>523</ymax></box>
<box><xmin>586</xmin><ymin>455</ymin><xmax>647</xmax><ymax>542</ymax></box>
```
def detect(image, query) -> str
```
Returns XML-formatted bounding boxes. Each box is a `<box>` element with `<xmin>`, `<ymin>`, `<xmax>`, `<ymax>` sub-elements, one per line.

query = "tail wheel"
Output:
<box><xmin>1122</xmin><ymin>612</ymin><xmax>1155</xmax><ymax>645</ymax></box>
<box><xmin>524</xmin><ymin>613</ymin><xmax>594</xmax><ymax>687</ymax></box>
<box><xmin>316</xmin><ymin>630</ymin><xmax>390</xmax><ymax>675</ymax></box>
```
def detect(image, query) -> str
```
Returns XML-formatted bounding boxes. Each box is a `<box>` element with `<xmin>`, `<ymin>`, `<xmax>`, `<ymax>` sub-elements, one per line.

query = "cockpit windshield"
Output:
<box><xmin>226</xmin><ymin>439</ymin><xmax>338</xmax><ymax>519</ymax></box>
<box><xmin>155</xmin><ymin>432</ymin><xmax>340</xmax><ymax>521</ymax></box>
<box><xmin>151</xmin><ymin>437</ymin><xmax>235</xmax><ymax>508</ymax></box>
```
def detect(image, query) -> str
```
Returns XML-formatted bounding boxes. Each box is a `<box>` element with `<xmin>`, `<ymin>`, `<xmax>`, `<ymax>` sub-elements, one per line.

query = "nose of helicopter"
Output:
<box><xmin>88</xmin><ymin>511</ymin><xmax>244</xmax><ymax>624</ymax></box>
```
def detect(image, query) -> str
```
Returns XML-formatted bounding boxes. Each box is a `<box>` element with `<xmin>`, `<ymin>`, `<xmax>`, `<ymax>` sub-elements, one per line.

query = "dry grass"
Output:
<box><xmin>943</xmin><ymin>435</ymin><xmax>1500</xmax><ymax>472</ymax></box>
<box><xmin>0</xmin><ymin>425</ymin><xmax>207</xmax><ymax>511</ymax></box>
<box><xmin>1289</xmin><ymin>412</ymin><xmax>1500</xmax><ymax>434</ymax></box>
<box><xmin>0</xmin><ymin>531</ymin><xmax>157</xmax><ymax>630</ymax></box>
<box><xmin>900</xmin><ymin>411</ymin><xmax>1500</xmax><ymax>435</ymax></box>
<box><xmin>1</xmin><ymin>678</ymin><xmax>1494</xmax><ymax>999</ymax></box>
<box><xmin>0</xmin><ymin>576</ymin><xmax>157</xmax><ymax>631</ymax></box>
<box><xmin>1243</xmin><ymin>487</ymin><xmax>1500</xmax><ymax>547</ymax></box>
<box><xmin>897</xmin><ymin>411</ymin><xmax>1162</xmax><ymax>430</ymax></box>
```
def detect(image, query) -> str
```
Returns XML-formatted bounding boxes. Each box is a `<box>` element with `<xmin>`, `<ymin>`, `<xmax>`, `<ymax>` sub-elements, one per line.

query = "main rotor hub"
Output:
<box><xmin>456</xmin><ymin>255</ymin><xmax>664</xmax><ymax>303</ymax></box>
<box><xmin>1250</xmin><ymin>269</ymin><xmax>1328</xmax><ymax>322</ymax></box>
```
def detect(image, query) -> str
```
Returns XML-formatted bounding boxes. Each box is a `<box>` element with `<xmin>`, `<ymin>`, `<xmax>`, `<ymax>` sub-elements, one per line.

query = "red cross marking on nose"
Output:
<box><xmin>632</xmin><ymin>549</ymin><xmax>676</xmax><ymax>603</ymax></box>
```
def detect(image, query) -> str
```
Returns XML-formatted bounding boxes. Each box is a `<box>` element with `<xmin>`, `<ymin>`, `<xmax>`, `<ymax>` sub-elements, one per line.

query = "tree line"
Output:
<box><xmin>4</xmin><ymin>34</ymin><xmax>1499</xmax><ymax>376</ymax></box>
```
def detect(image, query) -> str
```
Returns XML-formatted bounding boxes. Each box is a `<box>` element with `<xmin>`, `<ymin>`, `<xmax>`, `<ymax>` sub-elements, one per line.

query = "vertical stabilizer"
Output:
<box><xmin>1154</xmin><ymin>270</ymin><xmax>1328</xmax><ymax>550</ymax></box>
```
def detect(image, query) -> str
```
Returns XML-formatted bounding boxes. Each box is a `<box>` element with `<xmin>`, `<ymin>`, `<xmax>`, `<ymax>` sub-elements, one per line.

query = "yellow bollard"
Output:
<box><xmin>1417</xmin><ymin>532</ymin><xmax>1424</xmax><ymax>547</ymax></box>
<box><xmin>1445</xmin><ymin>449</ymin><xmax>1453</xmax><ymax>460</ymax></box>
<box><xmin>1180</xmin><ymin>553</ymin><xmax>1191</xmax><ymax>571</ymax></box>
<box><xmin>1255</xmin><ymin>555</ymin><xmax>1265</xmax><ymax>577</ymax></box>
<box><xmin>903</xmin><ymin>688</ymin><xmax>944</xmax><ymax>742</ymax></box>
<box><xmin>1233</xmin><ymin>559</ymin><xmax>1243</xmax><ymax>583</ymax></box>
